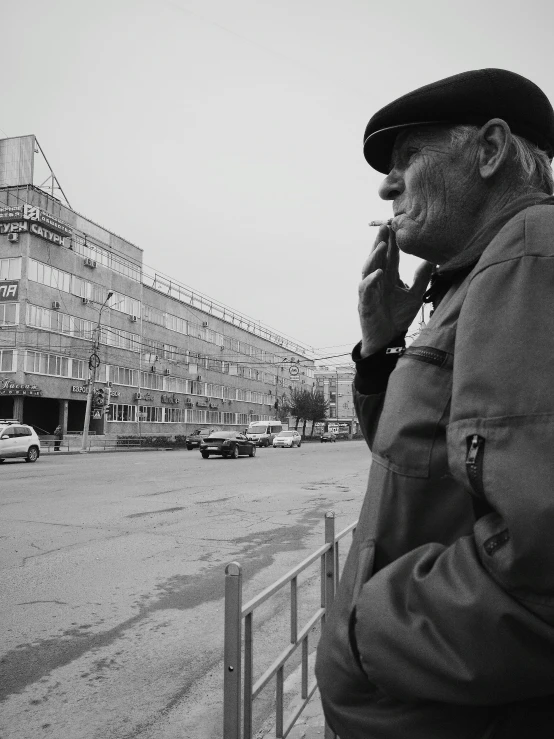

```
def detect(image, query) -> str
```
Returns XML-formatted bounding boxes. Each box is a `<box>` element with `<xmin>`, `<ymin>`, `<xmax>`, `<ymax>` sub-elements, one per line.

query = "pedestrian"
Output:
<box><xmin>53</xmin><ymin>424</ymin><xmax>63</xmax><ymax>451</ymax></box>
<box><xmin>315</xmin><ymin>68</ymin><xmax>554</xmax><ymax>739</ymax></box>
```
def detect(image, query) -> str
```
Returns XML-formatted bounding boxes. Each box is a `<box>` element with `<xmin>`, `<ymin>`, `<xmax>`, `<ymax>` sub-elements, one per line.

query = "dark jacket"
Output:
<box><xmin>316</xmin><ymin>203</ymin><xmax>554</xmax><ymax>738</ymax></box>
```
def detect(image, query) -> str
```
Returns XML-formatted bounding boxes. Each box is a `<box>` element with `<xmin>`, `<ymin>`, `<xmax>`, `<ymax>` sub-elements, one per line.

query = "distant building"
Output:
<box><xmin>0</xmin><ymin>135</ymin><xmax>315</xmax><ymax>436</ymax></box>
<box><xmin>314</xmin><ymin>364</ymin><xmax>357</xmax><ymax>434</ymax></box>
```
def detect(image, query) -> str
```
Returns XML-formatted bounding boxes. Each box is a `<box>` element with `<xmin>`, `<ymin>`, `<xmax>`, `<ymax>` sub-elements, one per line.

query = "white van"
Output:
<box><xmin>246</xmin><ymin>421</ymin><xmax>283</xmax><ymax>447</ymax></box>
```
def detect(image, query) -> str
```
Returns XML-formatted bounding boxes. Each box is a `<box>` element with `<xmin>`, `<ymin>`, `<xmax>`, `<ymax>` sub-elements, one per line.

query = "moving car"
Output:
<box><xmin>273</xmin><ymin>430</ymin><xmax>302</xmax><ymax>448</ymax></box>
<box><xmin>320</xmin><ymin>432</ymin><xmax>337</xmax><ymax>443</ymax></box>
<box><xmin>246</xmin><ymin>421</ymin><xmax>283</xmax><ymax>447</ymax></box>
<box><xmin>186</xmin><ymin>428</ymin><xmax>220</xmax><ymax>450</ymax></box>
<box><xmin>0</xmin><ymin>420</ymin><xmax>41</xmax><ymax>463</ymax></box>
<box><xmin>199</xmin><ymin>431</ymin><xmax>256</xmax><ymax>459</ymax></box>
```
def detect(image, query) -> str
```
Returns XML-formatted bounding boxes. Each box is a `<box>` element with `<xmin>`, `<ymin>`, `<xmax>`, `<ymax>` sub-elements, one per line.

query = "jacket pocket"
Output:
<box><xmin>348</xmin><ymin>540</ymin><xmax>376</xmax><ymax>675</ymax></box>
<box><xmin>350</xmin><ymin>539</ymin><xmax>376</xmax><ymax>611</ymax></box>
<box><xmin>371</xmin><ymin>344</ymin><xmax>453</xmax><ymax>478</ymax></box>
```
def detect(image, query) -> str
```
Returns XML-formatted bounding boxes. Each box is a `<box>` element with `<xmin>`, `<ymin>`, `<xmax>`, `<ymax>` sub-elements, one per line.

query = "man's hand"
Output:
<box><xmin>358</xmin><ymin>225</ymin><xmax>434</xmax><ymax>358</ymax></box>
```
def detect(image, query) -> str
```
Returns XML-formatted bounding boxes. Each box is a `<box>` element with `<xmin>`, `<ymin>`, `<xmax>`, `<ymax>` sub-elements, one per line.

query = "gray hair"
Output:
<box><xmin>449</xmin><ymin>124</ymin><xmax>554</xmax><ymax>195</ymax></box>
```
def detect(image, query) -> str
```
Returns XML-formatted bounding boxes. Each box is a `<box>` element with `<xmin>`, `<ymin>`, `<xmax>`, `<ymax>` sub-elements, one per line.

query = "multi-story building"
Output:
<box><xmin>314</xmin><ymin>364</ymin><xmax>357</xmax><ymax>434</ymax></box>
<box><xmin>0</xmin><ymin>135</ymin><xmax>315</xmax><ymax>437</ymax></box>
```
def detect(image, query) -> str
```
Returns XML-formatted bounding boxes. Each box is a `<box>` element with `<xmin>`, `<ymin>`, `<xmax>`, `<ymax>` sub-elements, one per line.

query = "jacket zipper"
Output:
<box><xmin>466</xmin><ymin>434</ymin><xmax>510</xmax><ymax>553</ymax></box>
<box><xmin>386</xmin><ymin>345</ymin><xmax>449</xmax><ymax>368</ymax></box>
<box><xmin>466</xmin><ymin>434</ymin><xmax>485</xmax><ymax>496</ymax></box>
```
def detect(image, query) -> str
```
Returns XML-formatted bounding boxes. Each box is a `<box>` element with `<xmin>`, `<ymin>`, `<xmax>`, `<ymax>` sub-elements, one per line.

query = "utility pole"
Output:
<box><xmin>336</xmin><ymin>369</ymin><xmax>339</xmax><ymax>425</ymax></box>
<box><xmin>81</xmin><ymin>292</ymin><xmax>113</xmax><ymax>453</ymax></box>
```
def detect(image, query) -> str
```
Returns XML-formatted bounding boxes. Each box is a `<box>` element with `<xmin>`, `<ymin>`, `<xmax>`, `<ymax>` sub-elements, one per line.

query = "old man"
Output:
<box><xmin>316</xmin><ymin>68</ymin><xmax>554</xmax><ymax>738</ymax></box>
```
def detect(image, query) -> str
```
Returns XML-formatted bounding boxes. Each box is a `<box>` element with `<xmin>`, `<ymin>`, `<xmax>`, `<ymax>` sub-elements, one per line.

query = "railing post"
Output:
<box><xmin>224</xmin><ymin>562</ymin><xmax>242</xmax><ymax>739</ymax></box>
<box><xmin>324</xmin><ymin>512</ymin><xmax>337</xmax><ymax>739</ymax></box>
<box><xmin>324</xmin><ymin>511</ymin><xmax>336</xmax><ymax>610</ymax></box>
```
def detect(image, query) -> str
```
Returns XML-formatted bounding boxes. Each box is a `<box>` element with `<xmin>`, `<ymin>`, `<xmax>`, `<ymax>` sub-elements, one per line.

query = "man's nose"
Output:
<box><xmin>378</xmin><ymin>170</ymin><xmax>404</xmax><ymax>201</ymax></box>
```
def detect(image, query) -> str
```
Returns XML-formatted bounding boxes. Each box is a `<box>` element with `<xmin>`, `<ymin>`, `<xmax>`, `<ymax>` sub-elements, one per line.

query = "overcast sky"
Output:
<box><xmin>2</xmin><ymin>0</ymin><xmax>553</xmax><ymax>361</ymax></box>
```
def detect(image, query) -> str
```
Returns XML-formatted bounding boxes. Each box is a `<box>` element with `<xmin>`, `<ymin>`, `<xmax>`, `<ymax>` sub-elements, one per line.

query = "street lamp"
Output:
<box><xmin>80</xmin><ymin>291</ymin><xmax>113</xmax><ymax>452</ymax></box>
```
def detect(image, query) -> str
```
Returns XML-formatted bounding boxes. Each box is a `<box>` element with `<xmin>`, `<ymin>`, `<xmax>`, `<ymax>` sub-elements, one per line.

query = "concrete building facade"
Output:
<box><xmin>0</xmin><ymin>136</ymin><xmax>315</xmax><ymax>438</ymax></box>
<box><xmin>314</xmin><ymin>364</ymin><xmax>357</xmax><ymax>434</ymax></box>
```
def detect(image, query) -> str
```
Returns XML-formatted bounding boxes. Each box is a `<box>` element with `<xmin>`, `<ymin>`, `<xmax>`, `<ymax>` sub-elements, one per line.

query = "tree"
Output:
<box><xmin>306</xmin><ymin>389</ymin><xmax>329</xmax><ymax>437</ymax></box>
<box><xmin>274</xmin><ymin>393</ymin><xmax>291</xmax><ymax>423</ymax></box>
<box><xmin>285</xmin><ymin>387</ymin><xmax>312</xmax><ymax>431</ymax></box>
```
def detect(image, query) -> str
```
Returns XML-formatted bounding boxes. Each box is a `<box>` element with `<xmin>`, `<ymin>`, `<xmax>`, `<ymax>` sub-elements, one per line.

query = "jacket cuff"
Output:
<box><xmin>353</xmin><ymin>335</ymin><xmax>406</xmax><ymax>395</ymax></box>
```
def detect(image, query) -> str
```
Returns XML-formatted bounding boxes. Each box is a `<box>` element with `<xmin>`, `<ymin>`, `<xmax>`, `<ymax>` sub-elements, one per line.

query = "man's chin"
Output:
<box><xmin>394</xmin><ymin>226</ymin><xmax>422</xmax><ymax>257</ymax></box>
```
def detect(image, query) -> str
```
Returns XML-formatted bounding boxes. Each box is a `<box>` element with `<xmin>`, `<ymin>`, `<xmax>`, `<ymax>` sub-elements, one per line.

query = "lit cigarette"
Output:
<box><xmin>368</xmin><ymin>219</ymin><xmax>393</xmax><ymax>226</ymax></box>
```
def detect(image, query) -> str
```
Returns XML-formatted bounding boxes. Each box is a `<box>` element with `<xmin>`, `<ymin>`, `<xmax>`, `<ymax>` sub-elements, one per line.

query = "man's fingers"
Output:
<box><xmin>362</xmin><ymin>242</ymin><xmax>387</xmax><ymax>279</ymax></box>
<box><xmin>387</xmin><ymin>228</ymin><xmax>400</xmax><ymax>280</ymax></box>
<box><xmin>358</xmin><ymin>269</ymin><xmax>383</xmax><ymax>303</ymax></box>
<box><xmin>410</xmin><ymin>260</ymin><xmax>434</xmax><ymax>297</ymax></box>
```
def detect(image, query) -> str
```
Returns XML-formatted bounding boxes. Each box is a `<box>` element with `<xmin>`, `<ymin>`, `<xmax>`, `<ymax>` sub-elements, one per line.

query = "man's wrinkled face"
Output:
<box><xmin>379</xmin><ymin>126</ymin><xmax>480</xmax><ymax>265</ymax></box>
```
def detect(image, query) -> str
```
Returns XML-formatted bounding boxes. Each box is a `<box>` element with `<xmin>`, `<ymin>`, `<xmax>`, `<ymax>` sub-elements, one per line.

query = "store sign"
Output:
<box><xmin>29</xmin><ymin>222</ymin><xmax>66</xmax><ymax>246</ymax></box>
<box><xmin>0</xmin><ymin>221</ymin><xmax>28</xmax><ymax>234</ymax></box>
<box><xmin>0</xmin><ymin>203</ymin><xmax>72</xmax><ymax>236</ymax></box>
<box><xmin>0</xmin><ymin>281</ymin><xmax>18</xmax><ymax>301</ymax></box>
<box><xmin>0</xmin><ymin>378</ymin><xmax>42</xmax><ymax>396</ymax></box>
<box><xmin>0</xmin><ymin>205</ymin><xmax>25</xmax><ymax>220</ymax></box>
<box><xmin>0</xmin><ymin>219</ymin><xmax>67</xmax><ymax>247</ymax></box>
<box><xmin>161</xmin><ymin>394</ymin><xmax>180</xmax><ymax>405</ymax></box>
<box><xmin>196</xmin><ymin>401</ymin><xmax>208</xmax><ymax>408</ymax></box>
<box><xmin>71</xmin><ymin>385</ymin><xmax>120</xmax><ymax>398</ymax></box>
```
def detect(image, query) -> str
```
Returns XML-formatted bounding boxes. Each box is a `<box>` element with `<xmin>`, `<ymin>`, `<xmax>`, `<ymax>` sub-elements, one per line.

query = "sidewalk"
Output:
<box><xmin>286</xmin><ymin>689</ymin><xmax>328</xmax><ymax>739</ymax></box>
<box><xmin>259</xmin><ymin>688</ymin><xmax>330</xmax><ymax>739</ymax></box>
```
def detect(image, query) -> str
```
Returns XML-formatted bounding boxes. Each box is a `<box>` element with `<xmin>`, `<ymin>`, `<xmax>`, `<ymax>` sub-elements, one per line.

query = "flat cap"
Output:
<box><xmin>363</xmin><ymin>68</ymin><xmax>554</xmax><ymax>173</ymax></box>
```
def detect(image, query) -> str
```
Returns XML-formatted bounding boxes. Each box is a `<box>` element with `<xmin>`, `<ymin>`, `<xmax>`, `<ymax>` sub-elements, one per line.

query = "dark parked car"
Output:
<box><xmin>199</xmin><ymin>431</ymin><xmax>256</xmax><ymax>459</ymax></box>
<box><xmin>320</xmin><ymin>432</ymin><xmax>337</xmax><ymax>443</ymax></box>
<box><xmin>186</xmin><ymin>428</ymin><xmax>220</xmax><ymax>450</ymax></box>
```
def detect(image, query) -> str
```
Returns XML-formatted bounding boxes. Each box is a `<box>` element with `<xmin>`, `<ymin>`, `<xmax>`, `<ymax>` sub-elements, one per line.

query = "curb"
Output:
<box><xmin>41</xmin><ymin>446</ymin><xmax>181</xmax><ymax>456</ymax></box>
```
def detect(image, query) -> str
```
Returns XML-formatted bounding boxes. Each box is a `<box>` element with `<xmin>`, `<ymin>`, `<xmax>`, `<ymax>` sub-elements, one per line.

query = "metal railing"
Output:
<box><xmin>223</xmin><ymin>511</ymin><xmax>357</xmax><ymax>739</ymax></box>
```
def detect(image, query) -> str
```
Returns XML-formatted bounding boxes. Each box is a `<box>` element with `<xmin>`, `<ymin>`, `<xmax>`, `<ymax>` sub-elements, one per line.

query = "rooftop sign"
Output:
<box><xmin>0</xmin><ymin>203</ymin><xmax>72</xmax><ymax>237</ymax></box>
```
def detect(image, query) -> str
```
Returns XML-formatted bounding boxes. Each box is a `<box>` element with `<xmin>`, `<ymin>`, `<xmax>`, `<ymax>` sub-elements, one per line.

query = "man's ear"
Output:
<box><xmin>477</xmin><ymin>118</ymin><xmax>512</xmax><ymax>180</ymax></box>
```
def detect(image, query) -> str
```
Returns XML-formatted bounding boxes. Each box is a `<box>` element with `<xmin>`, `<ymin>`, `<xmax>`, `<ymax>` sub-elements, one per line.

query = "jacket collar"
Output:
<box><xmin>424</xmin><ymin>193</ymin><xmax>554</xmax><ymax>310</ymax></box>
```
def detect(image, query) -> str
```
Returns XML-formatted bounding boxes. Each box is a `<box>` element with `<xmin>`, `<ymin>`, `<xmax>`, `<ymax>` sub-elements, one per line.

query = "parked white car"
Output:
<box><xmin>0</xmin><ymin>420</ymin><xmax>41</xmax><ymax>463</ymax></box>
<box><xmin>273</xmin><ymin>430</ymin><xmax>302</xmax><ymax>448</ymax></box>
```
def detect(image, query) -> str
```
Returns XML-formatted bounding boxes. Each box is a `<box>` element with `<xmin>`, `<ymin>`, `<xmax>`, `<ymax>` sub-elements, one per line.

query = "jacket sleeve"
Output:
<box><xmin>352</xmin><ymin>336</ymin><xmax>406</xmax><ymax>449</ymax></box>
<box><xmin>353</xmin><ymin>245</ymin><xmax>554</xmax><ymax>706</ymax></box>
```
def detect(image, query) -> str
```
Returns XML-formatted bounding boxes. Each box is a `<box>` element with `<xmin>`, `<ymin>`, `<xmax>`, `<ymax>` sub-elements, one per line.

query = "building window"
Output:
<box><xmin>190</xmin><ymin>380</ymin><xmax>206</xmax><ymax>396</ymax></box>
<box><xmin>28</xmin><ymin>260</ymin><xmax>140</xmax><ymax>318</ymax></box>
<box><xmin>28</xmin><ymin>258</ymin><xmax>71</xmax><ymax>292</ymax></box>
<box><xmin>72</xmin><ymin>235</ymin><xmax>141</xmax><ymax>281</ymax></box>
<box><xmin>237</xmin><ymin>413</ymin><xmax>249</xmax><ymax>426</ymax></box>
<box><xmin>187</xmin><ymin>409</ymin><xmax>207</xmax><ymax>424</ymax></box>
<box><xmin>164</xmin><ymin>408</ymin><xmax>186</xmax><ymax>423</ymax></box>
<box><xmin>207</xmin><ymin>411</ymin><xmax>221</xmax><ymax>423</ymax></box>
<box><xmin>143</xmin><ymin>304</ymin><xmax>165</xmax><ymax>327</ymax></box>
<box><xmin>223</xmin><ymin>412</ymin><xmax>235</xmax><ymax>425</ymax></box>
<box><xmin>141</xmin><ymin>371</ymin><xmax>164</xmax><ymax>390</ymax></box>
<box><xmin>163</xmin><ymin>376</ymin><xmax>190</xmax><ymax>394</ymax></box>
<box><xmin>163</xmin><ymin>344</ymin><xmax>178</xmax><ymax>361</ymax></box>
<box><xmin>24</xmin><ymin>350</ymin><xmax>83</xmax><ymax>378</ymax></box>
<box><xmin>0</xmin><ymin>257</ymin><xmax>21</xmax><ymax>280</ymax></box>
<box><xmin>27</xmin><ymin>303</ymin><xmax>96</xmax><ymax>341</ymax></box>
<box><xmin>108</xmin><ymin>404</ymin><xmax>137</xmax><ymax>422</ymax></box>
<box><xmin>0</xmin><ymin>303</ymin><xmax>19</xmax><ymax>326</ymax></box>
<box><xmin>108</xmin><ymin>365</ymin><xmax>139</xmax><ymax>387</ymax></box>
<box><xmin>0</xmin><ymin>349</ymin><xmax>15</xmax><ymax>372</ymax></box>
<box><xmin>140</xmin><ymin>406</ymin><xmax>163</xmax><ymax>422</ymax></box>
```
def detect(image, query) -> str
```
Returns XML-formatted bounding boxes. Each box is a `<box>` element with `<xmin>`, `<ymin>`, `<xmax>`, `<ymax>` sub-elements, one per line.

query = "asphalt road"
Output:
<box><xmin>0</xmin><ymin>441</ymin><xmax>370</xmax><ymax>739</ymax></box>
